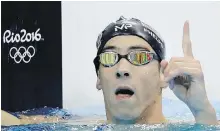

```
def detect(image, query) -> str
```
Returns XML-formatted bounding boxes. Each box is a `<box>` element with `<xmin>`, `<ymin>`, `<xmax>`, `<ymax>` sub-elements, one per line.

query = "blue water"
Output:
<box><xmin>2</xmin><ymin>98</ymin><xmax>220</xmax><ymax>131</ymax></box>
<box><xmin>2</xmin><ymin>123</ymin><xmax>220</xmax><ymax>131</ymax></box>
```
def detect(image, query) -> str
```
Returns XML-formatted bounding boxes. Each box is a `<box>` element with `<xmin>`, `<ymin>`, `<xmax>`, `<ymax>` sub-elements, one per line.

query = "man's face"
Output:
<box><xmin>97</xmin><ymin>35</ymin><xmax>164</xmax><ymax>120</ymax></box>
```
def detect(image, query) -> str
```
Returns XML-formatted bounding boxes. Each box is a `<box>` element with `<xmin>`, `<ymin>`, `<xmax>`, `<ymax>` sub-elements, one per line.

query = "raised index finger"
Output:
<box><xmin>182</xmin><ymin>21</ymin><xmax>194</xmax><ymax>58</ymax></box>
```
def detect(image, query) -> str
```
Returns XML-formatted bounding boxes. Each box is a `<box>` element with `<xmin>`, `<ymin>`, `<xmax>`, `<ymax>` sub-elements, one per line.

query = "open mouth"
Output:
<box><xmin>115</xmin><ymin>87</ymin><xmax>134</xmax><ymax>100</ymax></box>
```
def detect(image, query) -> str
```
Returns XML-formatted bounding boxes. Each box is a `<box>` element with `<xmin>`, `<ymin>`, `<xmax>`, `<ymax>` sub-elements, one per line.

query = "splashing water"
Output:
<box><xmin>2</xmin><ymin>123</ymin><xmax>220</xmax><ymax>131</ymax></box>
<box><xmin>2</xmin><ymin>99</ymin><xmax>220</xmax><ymax>131</ymax></box>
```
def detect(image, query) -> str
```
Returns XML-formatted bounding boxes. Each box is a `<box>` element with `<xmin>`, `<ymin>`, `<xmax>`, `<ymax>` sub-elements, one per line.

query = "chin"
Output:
<box><xmin>114</xmin><ymin>112</ymin><xmax>140</xmax><ymax>121</ymax></box>
<box><xmin>111</xmin><ymin>106</ymin><xmax>142</xmax><ymax>120</ymax></box>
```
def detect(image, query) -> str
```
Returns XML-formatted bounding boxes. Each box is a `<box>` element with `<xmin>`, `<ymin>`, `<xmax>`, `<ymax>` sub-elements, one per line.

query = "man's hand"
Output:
<box><xmin>161</xmin><ymin>21</ymin><xmax>218</xmax><ymax>125</ymax></box>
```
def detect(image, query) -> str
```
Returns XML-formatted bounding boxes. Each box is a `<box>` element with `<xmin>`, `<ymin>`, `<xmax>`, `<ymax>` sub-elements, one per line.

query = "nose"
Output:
<box><xmin>115</xmin><ymin>59</ymin><xmax>131</xmax><ymax>79</ymax></box>
<box><xmin>116</xmin><ymin>71</ymin><xmax>130</xmax><ymax>78</ymax></box>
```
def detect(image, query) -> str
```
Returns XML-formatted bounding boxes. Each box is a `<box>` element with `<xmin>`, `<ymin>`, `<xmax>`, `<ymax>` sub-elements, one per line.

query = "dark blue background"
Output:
<box><xmin>1</xmin><ymin>1</ymin><xmax>63</xmax><ymax>112</ymax></box>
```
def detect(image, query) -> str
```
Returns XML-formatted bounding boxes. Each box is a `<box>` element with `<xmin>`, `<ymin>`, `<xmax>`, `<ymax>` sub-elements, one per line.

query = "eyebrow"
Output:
<box><xmin>102</xmin><ymin>46</ymin><xmax>117</xmax><ymax>52</ymax></box>
<box><xmin>128</xmin><ymin>46</ymin><xmax>150</xmax><ymax>51</ymax></box>
<box><xmin>102</xmin><ymin>45</ymin><xmax>150</xmax><ymax>52</ymax></box>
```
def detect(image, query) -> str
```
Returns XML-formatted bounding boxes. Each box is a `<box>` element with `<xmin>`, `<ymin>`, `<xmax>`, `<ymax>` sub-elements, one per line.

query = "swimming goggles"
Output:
<box><xmin>94</xmin><ymin>50</ymin><xmax>159</xmax><ymax>67</ymax></box>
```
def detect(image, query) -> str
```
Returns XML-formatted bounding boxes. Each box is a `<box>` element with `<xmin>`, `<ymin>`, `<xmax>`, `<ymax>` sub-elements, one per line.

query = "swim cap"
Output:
<box><xmin>94</xmin><ymin>16</ymin><xmax>166</xmax><ymax>75</ymax></box>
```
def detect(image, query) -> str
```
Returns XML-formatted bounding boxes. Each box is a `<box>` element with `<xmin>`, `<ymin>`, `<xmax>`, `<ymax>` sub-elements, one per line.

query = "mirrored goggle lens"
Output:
<box><xmin>99</xmin><ymin>52</ymin><xmax>117</xmax><ymax>66</ymax></box>
<box><xmin>129</xmin><ymin>51</ymin><xmax>153</xmax><ymax>65</ymax></box>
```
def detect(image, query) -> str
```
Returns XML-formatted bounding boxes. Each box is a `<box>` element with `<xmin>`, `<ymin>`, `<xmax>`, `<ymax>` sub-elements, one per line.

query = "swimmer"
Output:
<box><xmin>1</xmin><ymin>16</ymin><xmax>219</xmax><ymax>126</ymax></box>
<box><xmin>93</xmin><ymin>16</ymin><xmax>218</xmax><ymax>125</ymax></box>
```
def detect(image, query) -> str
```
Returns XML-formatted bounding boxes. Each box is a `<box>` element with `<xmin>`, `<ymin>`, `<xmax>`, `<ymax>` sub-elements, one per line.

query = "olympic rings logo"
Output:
<box><xmin>9</xmin><ymin>46</ymin><xmax>35</xmax><ymax>64</ymax></box>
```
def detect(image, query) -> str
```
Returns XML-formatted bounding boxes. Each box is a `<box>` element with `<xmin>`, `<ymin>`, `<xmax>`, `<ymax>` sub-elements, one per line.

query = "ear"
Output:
<box><xmin>159</xmin><ymin>60</ymin><xmax>168</xmax><ymax>89</ymax></box>
<box><xmin>96</xmin><ymin>71</ymin><xmax>102</xmax><ymax>90</ymax></box>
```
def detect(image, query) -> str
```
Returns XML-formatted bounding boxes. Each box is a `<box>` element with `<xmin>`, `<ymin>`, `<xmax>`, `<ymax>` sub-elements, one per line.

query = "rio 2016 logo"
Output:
<box><xmin>3</xmin><ymin>28</ymin><xmax>43</xmax><ymax>64</ymax></box>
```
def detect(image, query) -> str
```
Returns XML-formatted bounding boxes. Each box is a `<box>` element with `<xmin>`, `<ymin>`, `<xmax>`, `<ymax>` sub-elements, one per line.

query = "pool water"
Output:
<box><xmin>2</xmin><ymin>123</ymin><xmax>220</xmax><ymax>131</ymax></box>
<box><xmin>2</xmin><ymin>99</ymin><xmax>220</xmax><ymax>131</ymax></box>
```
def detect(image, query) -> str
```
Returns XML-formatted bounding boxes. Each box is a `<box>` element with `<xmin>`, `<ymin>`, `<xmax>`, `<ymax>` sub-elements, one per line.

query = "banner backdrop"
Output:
<box><xmin>1</xmin><ymin>1</ymin><xmax>63</xmax><ymax>112</ymax></box>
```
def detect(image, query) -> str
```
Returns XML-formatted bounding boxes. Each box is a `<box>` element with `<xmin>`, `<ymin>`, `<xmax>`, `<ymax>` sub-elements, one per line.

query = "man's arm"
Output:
<box><xmin>189</xmin><ymin>102</ymin><xmax>218</xmax><ymax>125</ymax></box>
<box><xmin>1</xmin><ymin>110</ymin><xmax>64</xmax><ymax>126</ymax></box>
<box><xmin>1</xmin><ymin>110</ymin><xmax>21</xmax><ymax>126</ymax></box>
<box><xmin>19</xmin><ymin>115</ymin><xmax>62</xmax><ymax>125</ymax></box>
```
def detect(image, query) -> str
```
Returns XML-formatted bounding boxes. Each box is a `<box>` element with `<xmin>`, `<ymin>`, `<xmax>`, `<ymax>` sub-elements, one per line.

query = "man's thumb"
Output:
<box><xmin>159</xmin><ymin>59</ymin><xmax>169</xmax><ymax>88</ymax></box>
<box><xmin>160</xmin><ymin>59</ymin><xmax>168</xmax><ymax>73</ymax></box>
